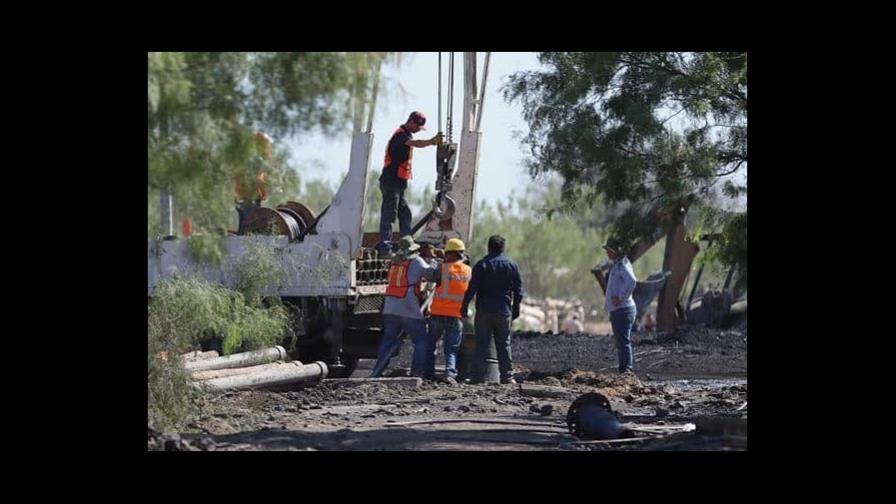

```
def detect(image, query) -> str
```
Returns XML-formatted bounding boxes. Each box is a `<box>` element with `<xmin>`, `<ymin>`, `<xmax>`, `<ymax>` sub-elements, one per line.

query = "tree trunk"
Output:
<box><xmin>656</xmin><ymin>222</ymin><xmax>700</xmax><ymax>332</ymax></box>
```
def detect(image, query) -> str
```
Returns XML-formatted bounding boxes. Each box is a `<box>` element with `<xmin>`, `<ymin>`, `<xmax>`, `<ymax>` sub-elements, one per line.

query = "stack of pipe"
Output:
<box><xmin>181</xmin><ymin>345</ymin><xmax>327</xmax><ymax>391</ymax></box>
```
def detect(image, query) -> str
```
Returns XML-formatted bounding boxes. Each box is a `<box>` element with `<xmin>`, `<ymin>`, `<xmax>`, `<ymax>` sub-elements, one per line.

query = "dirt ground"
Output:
<box><xmin>149</xmin><ymin>323</ymin><xmax>747</xmax><ymax>451</ymax></box>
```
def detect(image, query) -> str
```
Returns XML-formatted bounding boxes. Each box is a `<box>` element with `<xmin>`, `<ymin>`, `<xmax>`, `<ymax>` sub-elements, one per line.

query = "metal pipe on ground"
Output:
<box><xmin>729</xmin><ymin>299</ymin><xmax>747</xmax><ymax>316</ymax></box>
<box><xmin>196</xmin><ymin>361</ymin><xmax>328</xmax><ymax>391</ymax></box>
<box><xmin>180</xmin><ymin>350</ymin><xmax>219</xmax><ymax>361</ymax></box>
<box><xmin>183</xmin><ymin>346</ymin><xmax>288</xmax><ymax>372</ymax></box>
<box><xmin>190</xmin><ymin>362</ymin><xmax>290</xmax><ymax>381</ymax></box>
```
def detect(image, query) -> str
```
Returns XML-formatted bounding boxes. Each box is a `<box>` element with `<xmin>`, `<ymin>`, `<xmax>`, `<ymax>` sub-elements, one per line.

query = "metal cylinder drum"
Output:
<box><xmin>183</xmin><ymin>345</ymin><xmax>288</xmax><ymax>372</ymax></box>
<box><xmin>456</xmin><ymin>334</ymin><xmax>500</xmax><ymax>383</ymax></box>
<box><xmin>196</xmin><ymin>361</ymin><xmax>328</xmax><ymax>391</ymax></box>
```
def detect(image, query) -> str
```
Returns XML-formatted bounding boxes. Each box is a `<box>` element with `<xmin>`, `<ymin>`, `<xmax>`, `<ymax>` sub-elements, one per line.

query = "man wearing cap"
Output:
<box><xmin>427</xmin><ymin>238</ymin><xmax>472</xmax><ymax>385</ymax></box>
<box><xmin>376</xmin><ymin>112</ymin><xmax>444</xmax><ymax>254</ymax></box>
<box><xmin>370</xmin><ymin>236</ymin><xmax>439</xmax><ymax>378</ymax></box>
<box><xmin>602</xmin><ymin>237</ymin><xmax>638</xmax><ymax>375</ymax></box>
<box><xmin>234</xmin><ymin>131</ymin><xmax>272</xmax><ymax>233</ymax></box>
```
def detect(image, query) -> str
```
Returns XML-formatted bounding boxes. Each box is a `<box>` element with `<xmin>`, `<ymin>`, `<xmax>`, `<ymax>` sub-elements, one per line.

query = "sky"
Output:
<box><xmin>284</xmin><ymin>52</ymin><xmax>544</xmax><ymax>207</ymax></box>
<box><xmin>282</xmin><ymin>51</ymin><xmax>746</xmax><ymax>213</ymax></box>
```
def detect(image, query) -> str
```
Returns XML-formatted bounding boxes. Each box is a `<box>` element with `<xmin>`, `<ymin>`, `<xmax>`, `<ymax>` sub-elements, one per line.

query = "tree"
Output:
<box><xmin>503</xmin><ymin>52</ymin><xmax>747</xmax><ymax>280</ymax></box>
<box><xmin>460</xmin><ymin>178</ymin><xmax>668</xmax><ymax>322</ymax></box>
<box><xmin>148</xmin><ymin>52</ymin><xmax>394</xmax><ymax>235</ymax></box>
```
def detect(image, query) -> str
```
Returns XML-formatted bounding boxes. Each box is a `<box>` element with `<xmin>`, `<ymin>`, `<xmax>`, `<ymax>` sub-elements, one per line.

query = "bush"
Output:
<box><xmin>147</xmin><ymin>274</ymin><xmax>290</xmax><ymax>430</ymax></box>
<box><xmin>148</xmin><ymin>313</ymin><xmax>197</xmax><ymax>431</ymax></box>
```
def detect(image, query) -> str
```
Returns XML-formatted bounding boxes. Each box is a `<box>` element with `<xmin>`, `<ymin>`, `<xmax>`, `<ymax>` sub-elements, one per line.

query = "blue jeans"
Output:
<box><xmin>378</xmin><ymin>181</ymin><xmax>412</xmax><ymax>249</ymax></box>
<box><xmin>610</xmin><ymin>305</ymin><xmax>637</xmax><ymax>373</ymax></box>
<box><xmin>370</xmin><ymin>314</ymin><xmax>430</xmax><ymax>378</ymax></box>
<box><xmin>428</xmin><ymin>315</ymin><xmax>463</xmax><ymax>378</ymax></box>
<box><xmin>474</xmin><ymin>311</ymin><xmax>513</xmax><ymax>382</ymax></box>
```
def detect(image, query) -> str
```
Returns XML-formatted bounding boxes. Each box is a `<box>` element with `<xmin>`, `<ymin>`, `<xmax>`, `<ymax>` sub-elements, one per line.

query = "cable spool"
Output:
<box><xmin>277</xmin><ymin>202</ymin><xmax>317</xmax><ymax>235</ymax></box>
<box><xmin>241</xmin><ymin>207</ymin><xmax>300</xmax><ymax>241</ymax></box>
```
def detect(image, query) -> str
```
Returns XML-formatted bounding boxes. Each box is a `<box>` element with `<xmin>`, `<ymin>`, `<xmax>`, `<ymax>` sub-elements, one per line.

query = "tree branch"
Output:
<box><xmin>660</xmin><ymin>106</ymin><xmax>688</xmax><ymax>124</ymax></box>
<box><xmin>715</xmin><ymin>160</ymin><xmax>746</xmax><ymax>178</ymax></box>
<box><xmin>617</xmin><ymin>145</ymin><xmax>652</xmax><ymax>159</ymax></box>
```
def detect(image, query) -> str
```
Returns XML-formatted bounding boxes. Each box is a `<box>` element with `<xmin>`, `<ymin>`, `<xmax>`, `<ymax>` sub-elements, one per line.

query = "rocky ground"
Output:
<box><xmin>148</xmin><ymin>323</ymin><xmax>747</xmax><ymax>451</ymax></box>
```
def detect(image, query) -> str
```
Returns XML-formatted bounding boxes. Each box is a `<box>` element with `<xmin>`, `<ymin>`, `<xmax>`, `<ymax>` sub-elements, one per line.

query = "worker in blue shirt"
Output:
<box><xmin>602</xmin><ymin>237</ymin><xmax>638</xmax><ymax>375</ymax></box>
<box><xmin>461</xmin><ymin>235</ymin><xmax>523</xmax><ymax>384</ymax></box>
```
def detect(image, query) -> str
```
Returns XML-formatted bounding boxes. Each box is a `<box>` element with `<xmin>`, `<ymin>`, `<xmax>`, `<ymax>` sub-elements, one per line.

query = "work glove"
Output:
<box><xmin>461</xmin><ymin>305</ymin><xmax>469</xmax><ymax>319</ymax></box>
<box><xmin>512</xmin><ymin>303</ymin><xmax>520</xmax><ymax>321</ymax></box>
<box><xmin>430</xmin><ymin>132</ymin><xmax>445</xmax><ymax>146</ymax></box>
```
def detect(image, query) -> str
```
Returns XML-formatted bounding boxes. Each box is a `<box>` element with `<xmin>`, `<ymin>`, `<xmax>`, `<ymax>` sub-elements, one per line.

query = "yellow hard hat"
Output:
<box><xmin>445</xmin><ymin>238</ymin><xmax>465</xmax><ymax>252</ymax></box>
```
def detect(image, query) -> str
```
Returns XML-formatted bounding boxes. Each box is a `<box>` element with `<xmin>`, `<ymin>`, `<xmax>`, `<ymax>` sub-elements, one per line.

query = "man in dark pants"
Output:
<box><xmin>370</xmin><ymin>236</ymin><xmax>438</xmax><ymax>378</ymax></box>
<box><xmin>461</xmin><ymin>235</ymin><xmax>523</xmax><ymax>384</ymax></box>
<box><xmin>377</xmin><ymin>111</ymin><xmax>443</xmax><ymax>254</ymax></box>
<box><xmin>602</xmin><ymin>237</ymin><xmax>638</xmax><ymax>375</ymax></box>
<box><xmin>427</xmin><ymin>238</ymin><xmax>471</xmax><ymax>385</ymax></box>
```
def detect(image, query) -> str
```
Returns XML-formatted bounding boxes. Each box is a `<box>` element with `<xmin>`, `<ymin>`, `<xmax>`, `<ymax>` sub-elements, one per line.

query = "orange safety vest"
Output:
<box><xmin>385</xmin><ymin>260</ymin><xmax>414</xmax><ymax>298</ymax></box>
<box><xmin>234</xmin><ymin>171</ymin><xmax>267</xmax><ymax>201</ymax></box>
<box><xmin>430</xmin><ymin>261</ymin><xmax>472</xmax><ymax>318</ymax></box>
<box><xmin>383</xmin><ymin>127</ymin><xmax>414</xmax><ymax>181</ymax></box>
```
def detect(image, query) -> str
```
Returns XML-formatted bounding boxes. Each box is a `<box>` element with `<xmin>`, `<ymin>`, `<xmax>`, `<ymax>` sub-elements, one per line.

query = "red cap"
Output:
<box><xmin>408</xmin><ymin>111</ymin><xmax>427</xmax><ymax>130</ymax></box>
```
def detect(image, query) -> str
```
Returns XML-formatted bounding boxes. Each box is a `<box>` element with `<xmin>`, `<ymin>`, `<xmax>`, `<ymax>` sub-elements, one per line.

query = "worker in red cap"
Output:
<box><xmin>234</xmin><ymin>131</ymin><xmax>272</xmax><ymax>233</ymax></box>
<box><xmin>376</xmin><ymin>111</ymin><xmax>444</xmax><ymax>255</ymax></box>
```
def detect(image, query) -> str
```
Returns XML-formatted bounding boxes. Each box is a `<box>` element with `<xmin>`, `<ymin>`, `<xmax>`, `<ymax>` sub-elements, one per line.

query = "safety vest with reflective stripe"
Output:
<box><xmin>385</xmin><ymin>260</ymin><xmax>414</xmax><ymax>298</ymax></box>
<box><xmin>430</xmin><ymin>261</ymin><xmax>472</xmax><ymax>318</ymax></box>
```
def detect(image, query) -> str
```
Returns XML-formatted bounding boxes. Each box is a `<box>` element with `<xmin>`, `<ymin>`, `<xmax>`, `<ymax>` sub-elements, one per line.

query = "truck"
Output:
<box><xmin>148</xmin><ymin>52</ymin><xmax>491</xmax><ymax>377</ymax></box>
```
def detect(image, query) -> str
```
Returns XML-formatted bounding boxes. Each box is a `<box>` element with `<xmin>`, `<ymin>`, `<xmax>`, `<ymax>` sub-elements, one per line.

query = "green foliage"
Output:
<box><xmin>230</xmin><ymin>237</ymin><xmax>287</xmax><ymax>308</ymax></box>
<box><xmin>299</xmin><ymin>178</ymin><xmax>337</xmax><ymax>217</ymax></box>
<box><xmin>690</xmin><ymin>202</ymin><xmax>748</xmax><ymax>290</ymax></box>
<box><xmin>148</xmin><ymin>311</ymin><xmax>197</xmax><ymax>431</ymax></box>
<box><xmin>462</xmin><ymin>178</ymin><xmax>667</xmax><ymax>321</ymax></box>
<box><xmin>503</xmin><ymin>52</ymin><xmax>747</xmax><ymax>274</ymax></box>
<box><xmin>148</xmin><ymin>51</ymin><xmax>394</xmax><ymax>237</ymax></box>
<box><xmin>188</xmin><ymin>233</ymin><xmax>225</xmax><ymax>266</ymax></box>
<box><xmin>147</xmin><ymin>275</ymin><xmax>290</xmax><ymax>429</ymax></box>
<box><xmin>149</xmin><ymin>275</ymin><xmax>289</xmax><ymax>355</ymax></box>
<box><xmin>718</xmin><ymin>213</ymin><xmax>746</xmax><ymax>275</ymax></box>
